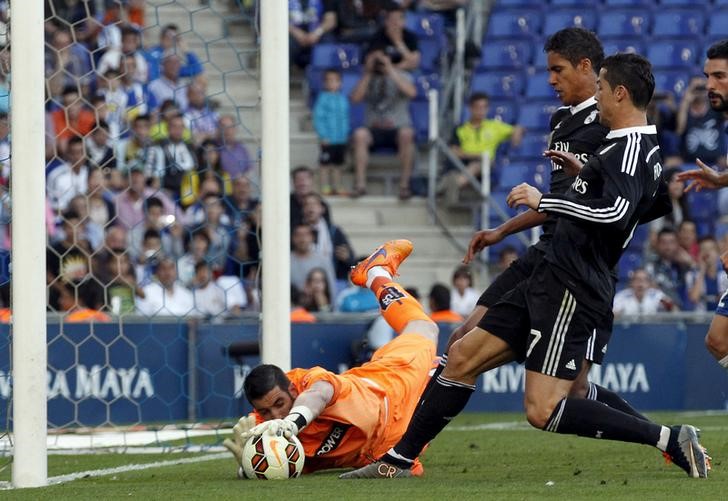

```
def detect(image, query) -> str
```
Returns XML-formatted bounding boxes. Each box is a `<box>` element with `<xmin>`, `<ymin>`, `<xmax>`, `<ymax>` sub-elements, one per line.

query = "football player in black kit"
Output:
<box><xmin>342</xmin><ymin>53</ymin><xmax>710</xmax><ymax>479</ymax></box>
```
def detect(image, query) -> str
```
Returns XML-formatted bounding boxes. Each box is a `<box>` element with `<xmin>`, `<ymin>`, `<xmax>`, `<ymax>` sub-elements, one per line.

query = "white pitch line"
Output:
<box><xmin>0</xmin><ymin>452</ymin><xmax>229</xmax><ymax>490</ymax></box>
<box><xmin>445</xmin><ymin>421</ymin><xmax>530</xmax><ymax>431</ymax></box>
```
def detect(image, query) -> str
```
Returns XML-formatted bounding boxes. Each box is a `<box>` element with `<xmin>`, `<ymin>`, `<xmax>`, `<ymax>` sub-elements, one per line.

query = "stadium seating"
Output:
<box><xmin>409</xmin><ymin>100</ymin><xmax>431</xmax><ymax>144</ymax></box>
<box><xmin>478</xmin><ymin>39</ymin><xmax>533</xmax><ymax>70</ymax></box>
<box><xmin>652</xmin><ymin>10</ymin><xmax>705</xmax><ymax>38</ymax></box>
<box><xmin>510</xmin><ymin>132</ymin><xmax>549</xmax><ymax>161</ymax></box>
<box><xmin>405</xmin><ymin>12</ymin><xmax>446</xmax><ymax>38</ymax></box>
<box><xmin>525</xmin><ymin>71</ymin><xmax>555</xmax><ymax>99</ymax></box>
<box><xmin>688</xmin><ymin>191</ymin><xmax>718</xmax><ymax>222</ymax></box>
<box><xmin>653</xmin><ymin>70</ymin><xmax>691</xmax><ymax>97</ymax></box>
<box><xmin>498</xmin><ymin>0</ymin><xmax>542</xmax><ymax>6</ymax></box>
<box><xmin>602</xmin><ymin>37</ymin><xmax>647</xmax><ymax>57</ymax></box>
<box><xmin>657</xmin><ymin>0</ymin><xmax>709</xmax><ymax>5</ymax></box>
<box><xmin>603</xmin><ymin>0</ymin><xmax>654</xmax><ymax>5</ymax></box>
<box><xmin>470</xmin><ymin>70</ymin><xmax>526</xmax><ymax>99</ymax></box>
<box><xmin>647</xmin><ymin>40</ymin><xmax>699</xmax><ymax>69</ymax></box>
<box><xmin>532</xmin><ymin>38</ymin><xmax>547</xmax><ymax>68</ymax></box>
<box><xmin>487</xmin><ymin>99</ymin><xmax>520</xmax><ymax>124</ymax></box>
<box><xmin>707</xmin><ymin>9</ymin><xmax>728</xmax><ymax>37</ymax></box>
<box><xmin>517</xmin><ymin>101</ymin><xmax>560</xmax><ymax>131</ymax></box>
<box><xmin>618</xmin><ymin>251</ymin><xmax>643</xmax><ymax>282</ymax></box>
<box><xmin>310</xmin><ymin>43</ymin><xmax>361</xmax><ymax>71</ymax></box>
<box><xmin>418</xmin><ymin>38</ymin><xmax>445</xmax><ymax>72</ymax></box>
<box><xmin>488</xmin><ymin>233</ymin><xmax>528</xmax><ymax>257</ymax></box>
<box><xmin>486</xmin><ymin>8</ymin><xmax>543</xmax><ymax>38</ymax></box>
<box><xmin>498</xmin><ymin>163</ymin><xmax>534</xmax><ymax>188</ymax></box>
<box><xmin>549</xmin><ymin>0</ymin><xmax>600</xmax><ymax>5</ymax></box>
<box><xmin>597</xmin><ymin>10</ymin><xmax>652</xmax><ymax>37</ymax></box>
<box><xmin>542</xmin><ymin>9</ymin><xmax>598</xmax><ymax>35</ymax></box>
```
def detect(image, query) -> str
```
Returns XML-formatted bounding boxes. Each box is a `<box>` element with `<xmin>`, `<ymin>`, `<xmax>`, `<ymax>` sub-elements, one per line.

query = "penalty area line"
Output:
<box><xmin>0</xmin><ymin>452</ymin><xmax>229</xmax><ymax>490</ymax></box>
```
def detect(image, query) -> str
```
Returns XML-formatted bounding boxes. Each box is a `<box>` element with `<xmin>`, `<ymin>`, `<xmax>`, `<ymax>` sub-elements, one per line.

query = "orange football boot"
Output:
<box><xmin>350</xmin><ymin>239</ymin><xmax>414</xmax><ymax>287</ymax></box>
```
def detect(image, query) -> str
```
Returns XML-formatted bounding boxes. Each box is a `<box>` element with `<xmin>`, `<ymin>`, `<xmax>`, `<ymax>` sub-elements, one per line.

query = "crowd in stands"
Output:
<box><xmin>0</xmin><ymin>0</ymin><xmax>726</xmax><ymax>322</ymax></box>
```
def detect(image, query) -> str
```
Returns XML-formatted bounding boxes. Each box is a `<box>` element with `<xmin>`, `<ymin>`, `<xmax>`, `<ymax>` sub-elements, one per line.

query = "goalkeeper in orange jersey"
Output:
<box><xmin>224</xmin><ymin>239</ymin><xmax>437</xmax><ymax>476</ymax></box>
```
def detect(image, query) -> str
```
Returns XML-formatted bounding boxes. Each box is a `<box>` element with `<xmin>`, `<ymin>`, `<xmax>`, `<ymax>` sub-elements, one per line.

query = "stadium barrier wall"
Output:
<box><xmin>0</xmin><ymin>320</ymin><xmax>726</xmax><ymax>428</ymax></box>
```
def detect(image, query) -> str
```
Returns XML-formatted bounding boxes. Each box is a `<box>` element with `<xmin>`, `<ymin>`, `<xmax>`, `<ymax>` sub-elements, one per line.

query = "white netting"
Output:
<box><xmin>0</xmin><ymin>0</ymin><xmax>263</xmax><ymax>454</ymax></box>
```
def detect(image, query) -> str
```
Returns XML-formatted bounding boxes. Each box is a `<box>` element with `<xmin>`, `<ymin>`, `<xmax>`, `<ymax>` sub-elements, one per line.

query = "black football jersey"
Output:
<box><xmin>538</xmin><ymin>125</ymin><xmax>663</xmax><ymax>313</ymax></box>
<box><xmin>536</xmin><ymin>97</ymin><xmax>609</xmax><ymax>251</ymax></box>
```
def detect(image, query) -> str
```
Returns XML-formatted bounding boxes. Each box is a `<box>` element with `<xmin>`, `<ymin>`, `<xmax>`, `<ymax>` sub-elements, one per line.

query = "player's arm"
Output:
<box><xmin>637</xmin><ymin>178</ymin><xmax>671</xmax><ymax>225</ymax></box>
<box><xmin>676</xmin><ymin>158</ymin><xmax>728</xmax><ymax>192</ymax></box>
<box><xmin>463</xmin><ymin>210</ymin><xmax>545</xmax><ymax>264</ymax></box>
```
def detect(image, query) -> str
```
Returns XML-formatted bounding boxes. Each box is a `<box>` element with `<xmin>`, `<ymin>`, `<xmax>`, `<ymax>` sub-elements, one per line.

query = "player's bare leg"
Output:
<box><xmin>705</xmin><ymin>314</ymin><xmax>728</xmax><ymax>369</ymax></box>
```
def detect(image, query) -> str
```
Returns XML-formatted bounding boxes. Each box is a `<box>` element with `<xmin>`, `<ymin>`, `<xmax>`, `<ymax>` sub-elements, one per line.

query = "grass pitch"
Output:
<box><xmin>1</xmin><ymin>412</ymin><xmax>726</xmax><ymax>500</ymax></box>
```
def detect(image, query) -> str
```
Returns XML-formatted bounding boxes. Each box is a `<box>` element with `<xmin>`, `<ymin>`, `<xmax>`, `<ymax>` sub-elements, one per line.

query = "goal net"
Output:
<box><xmin>1</xmin><ymin>0</ymin><xmax>263</xmax><ymax>457</ymax></box>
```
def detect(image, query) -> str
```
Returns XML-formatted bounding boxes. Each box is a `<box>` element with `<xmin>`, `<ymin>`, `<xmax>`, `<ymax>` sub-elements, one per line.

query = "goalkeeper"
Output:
<box><xmin>224</xmin><ymin>239</ymin><xmax>437</xmax><ymax>476</ymax></box>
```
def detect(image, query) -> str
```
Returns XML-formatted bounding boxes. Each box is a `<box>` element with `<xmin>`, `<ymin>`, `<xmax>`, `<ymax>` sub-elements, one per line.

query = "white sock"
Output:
<box><xmin>365</xmin><ymin>267</ymin><xmax>392</xmax><ymax>289</ymax></box>
<box><xmin>719</xmin><ymin>354</ymin><xmax>728</xmax><ymax>371</ymax></box>
<box><xmin>656</xmin><ymin>425</ymin><xmax>671</xmax><ymax>451</ymax></box>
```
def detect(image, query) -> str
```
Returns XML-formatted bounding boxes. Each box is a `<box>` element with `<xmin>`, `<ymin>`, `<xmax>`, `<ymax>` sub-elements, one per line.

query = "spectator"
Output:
<box><xmin>86</xmin><ymin>168</ymin><xmax>116</xmax><ymax>228</ymax></box>
<box><xmin>497</xmin><ymin>245</ymin><xmax>519</xmax><ymax>272</ymax></box>
<box><xmin>44</xmin><ymin>29</ymin><xmax>92</xmax><ymax>98</ymax></box>
<box><xmin>677</xmin><ymin>220</ymin><xmax>700</xmax><ymax>264</ymax></box>
<box><xmin>289</xmin><ymin>0</ymin><xmax>336</xmax><ymax>68</ymax></box>
<box><xmin>97</xmin><ymin>25</ymin><xmax>149</xmax><ymax>83</ymax></box>
<box><xmin>687</xmin><ymin>236</ymin><xmax>728</xmax><ymax>312</ymax></box>
<box><xmin>96</xmin><ymin>69</ymin><xmax>129</xmax><ymax>140</ymax></box>
<box><xmin>182</xmin><ymin>177</ymin><xmax>224</xmax><ymax>225</ymax></box>
<box><xmin>50</xmin><ymin>86</ymin><xmax>96</xmax><ymax>154</ymax></box>
<box><xmin>178</xmin><ymin>231</ymin><xmax>211</xmax><ymax>287</ymax></box>
<box><xmin>291</xmin><ymin>285</ymin><xmax>317</xmax><ymax>323</ymax></box>
<box><xmin>350</xmin><ymin>49</ymin><xmax>417</xmax><ymax>199</ymax></box>
<box><xmin>46</xmin><ymin>135</ymin><xmax>90</xmax><ymax>212</ymax></box>
<box><xmin>157</xmin><ymin>113</ymin><xmax>197</xmax><ymax>203</ymax></box>
<box><xmin>450</xmin><ymin>265</ymin><xmax>479</xmax><ymax>317</ymax></box>
<box><xmin>148</xmin><ymin>52</ymin><xmax>190</xmax><ymax>112</ymax></box>
<box><xmin>92</xmin><ymin>225</ymin><xmax>129</xmax><ymax>282</ymax></box>
<box><xmin>145</xmin><ymin>23</ymin><xmax>204</xmax><ymax>82</ymax></box>
<box><xmin>313</xmin><ymin>69</ymin><xmax>350</xmax><ymax>196</ymax></box>
<box><xmin>367</xmin><ymin>4</ymin><xmax>420</xmax><ymax>72</ymax></box>
<box><xmin>114</xmin><ymin>163</ymin><xmax>177</xmax><ymax>230</ymax></box>
<box><xmin>647</xmin><ymin>92</ymin><xmax>681</xmax><ymax>168</ymax></box>
<box><xmin>66</xmin><ymin>194</ymin><xmax>104</xmax><ymax>251</ymax></box>
<box><xmin>65</xmin><ymin>285</ymin><xmax>112</xmax><ymax>323</ymax></box>
<box><xmin>127</xmin><ymin>0</ymin><xmax>145</xmax><ymax>28</ymax></box>
<box><xmin>85</xmin><ymin>120</ymin><xmax>117</xmax><ymax>172</ymax></box>
<box><xmin>676</xmin><ymin>77</ymin><xmax>727</xmax><ymax>169</ymax></box>
<box><xmin>613</xmin><ymin>268</ymin><xmax>670</xmax><ymax>317</ymax></box>
<box><xmin>116</xmin><ymin>114</ymin><xmax>162</xmax><ymax>176</ymax></box>
<box><xmin>184</xmin><ymin>82</ymin><xmax>220</xmax><ymax>146</ymax></box>
<box><xmin>46</xmin><ymin>209</ymin><xmax>93</xmax><ymax>312</ymax></box>
<box><xmin>442</xmin><ymin>92</ymin><xmax>524</xmax><ymax>204</ymax></box>
<box><xmin>326</xmin><ymin>0</ymin><xmax>382</xmax><ymax>44</ymax></box>
<box><xmin>136</xmin><ymin>256</ymin><xmax>195</xmax><ymax>317</ymax></box>
<box><xmin>120</xmin><ymin>53</ymin><xmax>157</xmax><ymax>119</ymax></box>
<box><xmin>428</xmin><ymin>283</ymin><xmax>464</xmax><ymax>323</ymax></box>
<box><xmin>103</xmin><ymin>249</ymin><xmax>139</xmax><ymax>316</ymax></box>
<box><xmin>223</xmin><ymin>175</ymin><xmax>258</xmax><ymax>228</ymax></box>
<box><xmin>290</xmin><ymin>223</ymin><xmax>336</xmax><ymax>296</ymax></box>
<box><xmin>302</xmin><ymin>192</ymin><xmax>355</xmax><ymax>284</ymax></box>
<box><xmin>335</xmin><ymin>273</ymin><xmax>379</xmax><ymax>312</ymax></box>
<box><xmin>218</xmin><ymin>115</ymin><xmax>255</xmax><ymax>181</ymax></box>
<box><xmin>290</xmin><ymin>165</ymin><xmax>330</xmax><ymax>227</ymax></box>
<box><xmin>192</xmin><ymin>260</ymin><xmax>247</xmax><ymax>318</ymax></box>
<box><xmin>151</xmin><ymin>100</ymin><xmax>193</xmax><ymax>144</ymax></box>
<box><xmin>224</xmin><ymin>200</ymin><xmax>261</xmax><ymax>283</ymax></box>
<box><xmin>0</xmin><ymin>111</ymin><xmax>9</xmax><ymax>184</ymax></box>
<box><xmin>192</xmin><ymin>194</ymin><xmax>232</xmax><ymax>272</ymax></box>
<box><xmin>300</xmin><ymin>267</ymin><xmax>334</xmax><ymax>312</ymax></box>
<box><xmin>134</xmin><ymin>228</ymin><xmax>164</xmax><ymax>287</ymax></box>
<box><xmin>648</xmin><ymin>167</ymin><xmax>691</xmax><ymax>249</ymax></box>
<box><xmin>127</xmin><ymin>196</ymin><xmax>184</xmax><ymax>262</ymax></box>
<box><xmin>181</xmin><ymin>139</ymin><xmax>232</xmax><ymax>208</ymax></box>
<box><xmin>644</xmin><ymin>228</ymin><xmax>692</xmax><ymax>310</ymax></box>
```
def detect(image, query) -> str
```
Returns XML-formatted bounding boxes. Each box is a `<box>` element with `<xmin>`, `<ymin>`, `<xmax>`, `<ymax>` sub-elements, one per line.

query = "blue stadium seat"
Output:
<box><xmin>550</xmin><ymin>0</ymin><xmax>600</xmax><ymax>5</ymax></box>
<box><xmin>517</xmin><ymin>101</ymin><xmax>561</xmax><ymax>131</ymax></box>
<box><xmin>498</xmin><ymin>163</ymin><xmax>534</xmax><ymax>188</ymax></box>
<box><xmin>652</xmin><ymin>10</ymin><xmax>705</xmax><ymax>38</ymax></box>
<box><xmin>653</xmin><ymin>70</ymin><xmax>690</xmax><ymax>97</ymax></box>
<box><xmin>418</xmin><ymin>38</ymin><xmax>444</xmax><ymax>72</ymax></box>
<box><xmin>657</xmin><ymin>0</ymin><xmax>708</xmax><ymax>5</ymax></box>
<box><xmin>647</xmin><ymin>40</ymin><xmax>699</xmax><ymax>69</ymax></box>
<box><xmin>618</xmin><ymin>251</ymin><xmax>643</xmax><ymax>282</ymax></box>
<box><xmin>310</xmin><ymin>43</ymin><xmax>361</xmax><ymax>70</ymax></box>
<box><xmin>602</xmin><ymin>37</ymin><xmax>646</xmax><ymax>56</ymax></box>
<box><xmin>488</xmin><ymin>189</ymin><xmax>520</xmax><ymax>225</ymax></box>
<box><xmin>413</xmin><ymin>72</ymin><xmax>441</xmax><ymax>99</ymax></box>
<box><xmin>510</xmin><ymin>132</ymin><xmax>549</xmax><ymax>161</ymax></box>
<box><xmin>350</xmin><ymin>102</ymin><xmax>365</xmax><ymax>130</ymax></box>
<box><xmin>470</xmin><ymin>70</ymin><xmax>526</xmax><ymax>99</ymax></box>
<box><xmin>543</xmin><ymin>9</ymin><xmax>598</xmax><ymax>35</ymax></box>
<box><xmin>688</xmin><ymin>191</ymin><xmax>718</xmax><ymax>221</ymax></box>
<box><xmin>597</xmin><ymin>10</ymin><xmax>651</xmax><ymax>37</ymax></box>
<box><xmin>627</xmin><ymin>224</ymin><xmax>649</xmax><ymax>250</ymax></box>
<box><xmin>525</xmin><ymin>71</ymin><xmax>556</xmax><ymax>99</ymax></box>
<box><xmin>488</xmin><ymin>99</ymin><xmax>520</xmax><ymax>124</ymax></box>
<box><xmin>405</xmin><ymin>12</ymin><xmax>446</xmax><ymax>38</ymax></box>
<box><xmin>488</xmin><ymin>234</ymin><xmax>528</xmax><ymax>258</ymax></box>
<box><xmin>707</xmin><ymin>10</ymin><xmax>728</xmax><ymax>37</ymax></box>
<box><xmin>479</xmin><ymin>39</ymin><xmax>533</xmax><ymax>69</ymax></box>
<box><xmin>604</xmin><ymin>0</ymin><xmax>654</xmax><ymax>5</ymax></box>
<box><xmin>409</xmin><ymin>100</ymin><xmax>430</xmax><ymax>144</ymax></box>
<box><xmin>498</xmin><ymin>0</ymin><xmax>543</xmax><ymax>6</ymax></box>
<box><xmin>486</xmin><ymin>8</ymin><xmax>543</xmax><ymax>38</ymax></box>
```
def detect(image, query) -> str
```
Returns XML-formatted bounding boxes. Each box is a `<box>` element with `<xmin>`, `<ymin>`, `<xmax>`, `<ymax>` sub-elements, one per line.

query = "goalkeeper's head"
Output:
<box><xmin>243</xmin><ymin>364</ymin><xmax>298</xmax><ymax>420</ymax></box>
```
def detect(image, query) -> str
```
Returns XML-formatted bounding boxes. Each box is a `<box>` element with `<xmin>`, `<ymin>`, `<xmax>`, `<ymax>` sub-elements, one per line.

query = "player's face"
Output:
<box><xmin>595</xmin><ymin>68</ymin><xmax>616</xmax><ymax>128</ymax></box>
<box><xmin>252</xmin><ymin>384</ymin><xmax>298</xmax><ymax>421</ymax></box>
<box><xmin>547</xmin><ymin>52</ymin><xmax>587</xmax><ymax>106</ymax></box>
<box><xmin>704</xmin><ymin>57</ymin><xmax>728</xmax><ymax>112</ymax></box>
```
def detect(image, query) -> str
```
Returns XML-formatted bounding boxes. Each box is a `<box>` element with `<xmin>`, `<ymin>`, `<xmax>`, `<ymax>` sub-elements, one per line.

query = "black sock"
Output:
<box><xmin>545</xmin><ymin>397</ymin><xmax>668</xmax><ymax>448</ymax></box>
<box><xmin>383</xmin><ymin>372</ymin><xmax>474</xmax><ymax>467</ymax></box>
<box><xmin>587</xmin><ymin>383</ymin><xmax>648</xmax><ymax>421</ymax></box>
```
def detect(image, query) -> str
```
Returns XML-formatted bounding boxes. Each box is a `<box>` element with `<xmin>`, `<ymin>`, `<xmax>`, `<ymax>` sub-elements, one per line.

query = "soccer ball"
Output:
<box><xmin>240</xmin><ymin>432</ymin><xmax>305</xmax><ymax>480</ymax></box>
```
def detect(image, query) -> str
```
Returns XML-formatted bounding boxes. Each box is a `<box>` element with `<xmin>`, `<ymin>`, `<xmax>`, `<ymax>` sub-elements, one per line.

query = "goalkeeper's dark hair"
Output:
<box><xmin>707</xmin><ymin>39</ymin><xmax>728</xmax><ymax>61</ymax></box>
<box><xmin>544</xmin><ymin>27</ymin><xmax>603</xmax><ymax>73</ymax></box>
<box><xmin>244</xmin><ymin>364</ymin><xmax>292</xmax><ymax>403</ymax></box>
<box><xmin>601</xmin><ymin>53</ymin><xmax>655</xmax><ymax>110</ymax></box>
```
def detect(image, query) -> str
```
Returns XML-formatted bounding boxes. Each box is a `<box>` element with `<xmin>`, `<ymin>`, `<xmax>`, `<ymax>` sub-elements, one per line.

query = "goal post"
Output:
<box><xmin>10</xmin><ymin>0</ymin><xmax>48</xmax><ymax>488</ymax></box>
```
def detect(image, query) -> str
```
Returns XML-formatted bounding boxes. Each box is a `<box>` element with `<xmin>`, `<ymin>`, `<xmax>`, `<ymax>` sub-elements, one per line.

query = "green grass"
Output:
<box><xmin>1</xmin><ymin>412</ymin><xmax>726</xmax><ymax>500</ymax></box>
